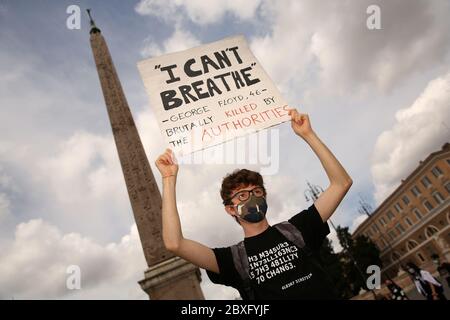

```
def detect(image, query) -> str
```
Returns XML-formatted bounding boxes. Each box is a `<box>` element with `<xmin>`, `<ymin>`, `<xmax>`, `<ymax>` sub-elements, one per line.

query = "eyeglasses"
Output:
<box><xmin>226</xmin><ymin>186</ymin><xmax>265</xmax><ymax>205</ymax></box>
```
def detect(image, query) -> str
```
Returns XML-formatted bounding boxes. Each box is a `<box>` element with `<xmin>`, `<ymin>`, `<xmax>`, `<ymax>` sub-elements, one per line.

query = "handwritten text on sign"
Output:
<box><xmin>137</xmin><ymin>35</ymin><xmax>290</xmax><ymax>156</ymax></box>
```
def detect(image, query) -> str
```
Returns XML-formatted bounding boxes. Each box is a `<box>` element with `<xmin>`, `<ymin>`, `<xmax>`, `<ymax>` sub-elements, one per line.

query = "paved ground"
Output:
<box><xmin>403</xmin><ymin>277</ymin><xmax>450</xmax><ymax>300</ymax></box>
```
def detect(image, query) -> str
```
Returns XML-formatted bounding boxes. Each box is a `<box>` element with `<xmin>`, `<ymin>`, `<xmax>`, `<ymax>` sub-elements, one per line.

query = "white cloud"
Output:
<box><xmin>135</xmin><ymin>0</ymin><xmax>179</xmax><ymax>22</ymax></box>
<box><xmin>0</xmin><ymin>219</ymin><xmax>147</xmax><ymax>299</ymax></box>
<box><xmin>37</xmin><ymin>132</ymin><xmax>120</xmax><ymax>202</ymax></box>
<box><xmin>0</xmin><ymin>193</ymin><xmax>10</xmax><ymax>221</ymax></box>
<box><xmin>0</xmin><ymin>166</ymin><xmax>14</xmax><ymax>190</ymax></box>
<box><xmin>0</xmin><ymin>216</ymin><xmax>249</xmax><ymax>300</ymax></box>
<box><xmin>328</xmin><ymin>227</ymin><xmax>343</xmax><ymax>253</ymax></box>
<box><xmin>350</xmin><ymin>214</ymin><xmax>368</xmax><ymax>233</ymax></box>
<box><xmin>28</xmin><ymin>131</ymin><xmax>133</xmax><ymax>242</ymax></box>
<box><xmin>140</xmin><ymin>24</ymin><xmax>201</xmax><ymax>57</ymax></box>
<box><xmin>371</xmin><ymin>72</ymin><xmax>450</xmax><ymax>204</ymax></box>
<box><xmin>135</xmin><ymin>0</ymin><xmax>262</xmax><ymax>25</ymax></box>
<box><xmin>250</xmin><ymin>0</ymin><xmax>450</xmax><ymax>98</ymax></box>
<box><xmin>0</xmin><ymin>165</ymin><xmax>16</xmax><ymax>223</ymax></box>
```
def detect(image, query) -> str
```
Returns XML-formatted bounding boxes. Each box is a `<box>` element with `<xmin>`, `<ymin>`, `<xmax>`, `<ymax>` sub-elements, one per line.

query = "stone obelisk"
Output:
<box><xmin>87</xmin><ymin>10</ymin><xmax>204</xmax><ymax>299</ymax></box>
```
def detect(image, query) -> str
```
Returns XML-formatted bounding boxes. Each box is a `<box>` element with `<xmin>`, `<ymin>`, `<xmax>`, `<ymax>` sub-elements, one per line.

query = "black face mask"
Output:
<box><xmin>234</xmin><ymin>194</ymin><xmax>268</xmax><ymax>223</ymax></box>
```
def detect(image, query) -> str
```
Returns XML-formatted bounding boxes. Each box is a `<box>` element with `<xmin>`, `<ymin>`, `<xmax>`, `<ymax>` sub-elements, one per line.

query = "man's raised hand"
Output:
<box><xmin>155</xmin><ymin>148</ymin><xmax>178</xmax><ymax>178</ymax></box>
<box><xmin>288</xmin><ymin>108</ymin><xmax>314</xmax><ymax>140</ymax></box>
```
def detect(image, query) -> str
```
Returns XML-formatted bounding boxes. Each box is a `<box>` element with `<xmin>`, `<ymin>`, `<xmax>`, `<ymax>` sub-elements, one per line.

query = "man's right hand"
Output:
<box><xmin>155</xmin><ymin>148</ymin><xmax>178</xmax><ymax>178</ymax></box>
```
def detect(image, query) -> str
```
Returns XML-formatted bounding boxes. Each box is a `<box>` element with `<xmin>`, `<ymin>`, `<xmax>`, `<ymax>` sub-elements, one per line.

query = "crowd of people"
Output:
<box><xmin>377</xmin><ymin>254</ymin><xmax>450</xmax><ymax>300</ymax></box>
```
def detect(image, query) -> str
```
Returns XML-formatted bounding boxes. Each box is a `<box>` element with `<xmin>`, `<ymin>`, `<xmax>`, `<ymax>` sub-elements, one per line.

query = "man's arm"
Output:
<box><xmin>156</xmin><ymin>149</ymin><xmax>219</xmax><ymax>274</ymax></box>
<box><xmin>289</xmin><ymin>109</ymin><xmax>353</xmax><ymax>222</ymax></box>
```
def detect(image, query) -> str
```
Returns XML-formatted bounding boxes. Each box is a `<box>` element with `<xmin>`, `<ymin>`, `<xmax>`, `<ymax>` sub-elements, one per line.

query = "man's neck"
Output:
<box><xmin>242</xmin><ymin>219</ymin><xmax>270</xmax><ymax>238</ymax></box>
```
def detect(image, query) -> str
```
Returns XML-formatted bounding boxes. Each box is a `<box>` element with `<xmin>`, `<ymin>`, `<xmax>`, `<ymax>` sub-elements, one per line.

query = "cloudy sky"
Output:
<box><xmin>0</xmin><ymin>0</ymin><xmax>449</xmax><ymax>299</ymax></box>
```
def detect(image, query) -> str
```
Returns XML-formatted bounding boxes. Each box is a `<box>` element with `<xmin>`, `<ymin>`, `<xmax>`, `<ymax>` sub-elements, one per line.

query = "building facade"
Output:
<box><xmin>353</xmin><ymin>143</ymin><xmax>450</xmax><ymax>279</ymax></box>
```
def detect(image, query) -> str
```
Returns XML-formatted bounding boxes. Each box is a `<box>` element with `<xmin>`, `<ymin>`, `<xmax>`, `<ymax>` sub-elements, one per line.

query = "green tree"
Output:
<box><xmin>318</xmin><ymin>237</ymin><xmax>353</xmax><ymax>299</ymax></box>
<box><xmin>335</xmin><ymin>226</ymin><xmax>381</xmax><ymax>297</ymax></box>
<box><xmin>336</xmin><ymin>225</ymin><xmax>354</xmax><ymax>250</ymax></box>
<box><xmin>353</xmin><ymin>234</ymin><xmax>382</xmax><ymax>273</ymax></box>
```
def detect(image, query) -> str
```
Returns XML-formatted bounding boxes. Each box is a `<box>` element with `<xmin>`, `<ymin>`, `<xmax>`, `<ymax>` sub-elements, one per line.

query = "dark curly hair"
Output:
<box><xmin>220</xmin><ymin>169</ymin><xmax>266</xmax><ymax>205</ymax></box>
<box><xmin>405</xmin><ymin>262</ymin><xmax>420</xmax><ymax>274</ymax></box>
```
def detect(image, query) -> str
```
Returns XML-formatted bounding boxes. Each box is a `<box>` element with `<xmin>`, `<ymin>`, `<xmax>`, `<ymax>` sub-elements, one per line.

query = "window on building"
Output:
<box><xmin>387</xmin><ymin>211</ymin><xmax>395</xmax><ymax>220</ymax></box>
<box><xmin>391</xmin><ymin>251</ymin><xmax>401</xmax><ymax>261</ymax></box>
<box><xmin>380</xmin><ymin>238</ymin><xmax>387</xmax><ymax>248</ymax></box>
<box><xmin>446</xmin><ymin>182</ymin><xmax>450</xmax><ymax>194</ymax></box>
<box><xmin>373</xmin><ymin>223</ymin><xmax>380</xmax><ymax>233</ymax></box>
<box><xmin>402</xmin><ymin>195</ymin><xmax>410</xmax><ymax>205</ymax></box>
<box><xmin>367</xmin><ymin>230</ymin><xmax>373</xmax><ymax>238</ymax></box>
<box><xmin>431</xmin><ymin>166</ymin><xmax>443</xmax><ymax>178</ymax></box>
<box><xmin>426</xmin><ymin>226</ymin><xmax>438</xmax><ymax>238</ymax></box>
<box><xmin>388</xmin><ymin>230</ymin><xmax>396</xmax><ymax>240</ymax></box>
<box><xmin>371</xmin><ymin>225</ymin><xmax>377</xmax><ymax>234</ymax></box>
<box><xmin>421</xmin><ymin>176</ymin><xmax>432</xmax><ymax>188</ymax></box>
<box><xmin>394</xmin><ymin>203</ymin><xmax>402</xmax><ymax>213</ymax></box>
<box><xmin>395</xmin><ymin>223</ymin><xmax>405</xmax><ymax>234</ymax></box>
<box><xmin>380</xmin><ymin>217</ymin><xmax>387</xmax><ymax>226</ymax></box>
<box><xmin>432</xmin><ymin>191</ymin><xmax>445</xmax><ymax>204</ymax></box>
<box><xmin>423</xmin><ymin>200</ymin><xmax>434</xmax><ymax>212</ymax></box>
<box><xmin>413</xmin><ymin>208</ymin><xmax>422</xmax><ymax>220</ymax></box>
<box><xmin>405</xmin><ymin>217</ymin><xmax>413</xmax><ymax>227</ymax></box>
<box><xmin>407</xmin><ymin>240</ymin><xmax>418</xmax><ymax>250</ymax></box>
<box><xmin>411</xmin><ymin>186</ymin><xmax>421</xmax><ymax>197</ymax></box>
<box><xmin>417</xmin><ymin>252</ymin><xmax>425</xmax><ymax>262</ymax></box>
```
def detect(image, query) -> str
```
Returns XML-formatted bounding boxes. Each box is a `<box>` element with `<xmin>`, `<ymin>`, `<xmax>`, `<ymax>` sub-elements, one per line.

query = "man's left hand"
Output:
<box><xmin>288</xmin><ymin>108</ymin><xmax>314</xmax><ymax>139</ymax></box>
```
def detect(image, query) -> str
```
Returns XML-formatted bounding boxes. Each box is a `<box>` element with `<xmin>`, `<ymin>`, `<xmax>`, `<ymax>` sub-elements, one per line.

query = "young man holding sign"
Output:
<box><xmin>155</xmin><ymin>108</ymin><xmax>352</xmax><ymax>299</ymax></box>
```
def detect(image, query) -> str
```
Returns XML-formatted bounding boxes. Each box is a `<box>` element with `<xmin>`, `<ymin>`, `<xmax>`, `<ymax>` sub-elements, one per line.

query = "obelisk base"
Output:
<box><xmin>139</xmin><ymin>256</ymin><xmax>205</xmax><ymax>300</ymax></box>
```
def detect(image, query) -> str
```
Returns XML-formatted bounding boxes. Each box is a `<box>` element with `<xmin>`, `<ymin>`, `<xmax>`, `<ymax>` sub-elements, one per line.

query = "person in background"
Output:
<box><xmin>384</xmin><ymin>279</ymin><xmax>408</xmax><ymax>300</ymax></box>
<box><xmin>405</xmin><ymin>262</ymin><xmax>446</xmax><ymax>300</ymax></box>
<box><xmin>431</xmin><ymin>254</ymin><xmax>450</xmax><ymax>287</ymax></box>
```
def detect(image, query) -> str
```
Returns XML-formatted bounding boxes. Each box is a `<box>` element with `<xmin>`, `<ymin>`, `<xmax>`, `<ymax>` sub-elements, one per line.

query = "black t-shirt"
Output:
<box><xmin>206</xmin><ymin>203</ymin><xmax>337</xmax><ymax>299</ymax></box>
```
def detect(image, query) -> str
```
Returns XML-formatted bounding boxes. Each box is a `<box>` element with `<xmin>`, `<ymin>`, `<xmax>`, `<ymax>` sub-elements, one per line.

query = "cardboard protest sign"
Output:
<box><xmin>137</xmin><ymin>35</ymin><xmax>290</xmax><ymax>156</ymax></box>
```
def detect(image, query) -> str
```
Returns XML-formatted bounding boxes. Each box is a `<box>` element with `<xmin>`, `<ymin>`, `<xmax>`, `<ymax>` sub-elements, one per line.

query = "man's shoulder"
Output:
<box><xmin>206</xmin><ymin>244</ymin><xmax>244</xmax><ymax>288</ymax></box>
<box><xmin>210</xmin><ymin>245</ymin><xmax>234</xmax><ymax>263</ymax></box>
<box><xmin>211</xmin><ymin>242</ymin><xmax>246</xmax><ymax>264</ymax></box>
<box><xmin>288</xmin><ymin>203</ymin><xmax>319</xmax><ymax>222</ymax></box>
